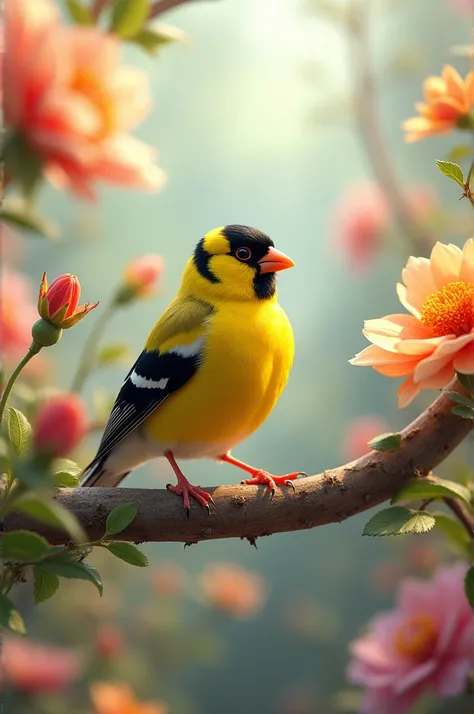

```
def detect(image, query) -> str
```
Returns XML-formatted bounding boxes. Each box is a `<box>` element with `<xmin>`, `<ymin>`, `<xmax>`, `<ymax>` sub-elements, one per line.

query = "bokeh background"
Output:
<box><xmin>5</xmin><ymin>0</ymin><xmax>474</xmax><ymax>712</ymax></box>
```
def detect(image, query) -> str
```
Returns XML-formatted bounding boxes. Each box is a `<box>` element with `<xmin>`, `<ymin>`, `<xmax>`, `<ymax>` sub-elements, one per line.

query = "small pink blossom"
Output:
<box><xmin>200</xmin><ymin>563</ymin><xmax>266</xmax><ymax>618</ymax></box>
<box><xmin>448</xmin><ymin>0</ymin><xmax>474</xmax><ymax>16</ymax></box>
<box><xmin>348</xmin><ymin>562</ymin><xmax>474</xmax><ymax>714</ymax></box>
<box><xmin>2</xmin><ymin>636</ymin><xmax>81</xmax><ymax>693</ymax></box>
<box><xmin>342</xmin><ymin>415</ymin><xmax>390</xmax><ymax>461</ymax></box>
<box><xmin>34</xmin><ymin>393</ymin><xmax>87</xmax><ymax>456</ymax></box>
<box><xmin>5</xmin><ymin>0</ymin><xmax>165</xmax><ymax>200</ymax></box>
<box><xmin>123</xmin><ymin>255</ymin><xmax>165</xmax><ymax>298</ymax></box>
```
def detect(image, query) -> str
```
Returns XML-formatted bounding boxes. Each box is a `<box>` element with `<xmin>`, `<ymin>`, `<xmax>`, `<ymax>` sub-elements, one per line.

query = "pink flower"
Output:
<box><xmin>351</xmin><ymin>238</ymin><xmax>474</xmax><ymax>407</ymax></box>
<box><xmin>152</xmin><ymin>561</ymin><xmax>187</xmax><ymax>597</ymax></box>
<box><xmin>343</xmin><ymin>416</ymin><xmax>391</xmax><ymax>461</ymax></box>
<box><xmin>2</xmin><ymin>636</ymin><xmax>81</xmax><ymax>693</ymax></box>
<box><xmin>5</xmin><ymin>0</ymin><xmax>165</xmax><ymax>200</ymax></box>
<box><xmin>348</xmin><ymin>563</ymin><xmax>474</xmax><ymax>714</ymax></box>
<box><xmin>1</xmin><ymin>269</ymin><xmax>37</xmax><ymax>364</ymax></box>
<box><xmin>34</xmin><ymin>393</ymin><xmax>87</xmax><ymax>456</ymax></box>
<box><xmin>95</xmin><ymin>625</ymin><xmax>125</xmax><ymax>661</ymax></box>
<box><xmin>449</xmin><ymin>0</ymin><xmax>474</xmax><ymax>17</ymax></box>
<box><xmin>200</xmin><ymin>562</ymin><xmax>266</xmax><ymax>618</ymax></box>
<box><xmin>333</xmin><ymin>183</ymin><xmax>390</xmax><ymax>270</ymax></box>
<box><xmin>123</xmin><ymin>255</ymin><xmax>165</xmax><ymax>298</ymax></box>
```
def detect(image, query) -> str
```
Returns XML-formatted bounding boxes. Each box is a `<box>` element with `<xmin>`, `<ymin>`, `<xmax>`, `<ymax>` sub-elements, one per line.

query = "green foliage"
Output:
<box><xmin>363</xmin><ymin>506</ymin><xmax>436</xmax><ymax>536</ymax></box>
<box><xmin>106</xmin><ymin>541</ymin><xmax>149</xmax><ymax>566</ymax></box>
<box><xmin>0</xmin><ymin>594</ymin><xmax>26</xmax><ymax>634</ymax></box>
<box><xmin>451</xmin><ymin>405</ymin><xmax>474</xmax><ymax>419</ymax></box>
<box><xmin>447</xmin><ymin>391</ymin><xmax>474</xmax><ymax>409</ymax></box>
<box><xmin>0</xmin><ymin>530</ymin><xmax>50</xmax><ymax>561</ymax></box>
<box><xmin>66</xmin><ymin>0</ymin><xmax>95</xmax><ymax>24</ymax></box>
<box><xmin>37</xmin><ymin>557</ymin><xmax>103</xmax><ymax>595</ymax></box>
<box><xmin>110</xmin><ymin>0</ymin><xmax>149</xmax><ymax>37</ymax></box>
<box><xmin>4</xmin><ymin>131</ymin><xmax>44</xmax><ymax>197</ymax></box>
<box><xmin>131</xmin><ymin>25</ymin><xmax>187</xmax><ymax>55</ymax></box>
<box><xmin>105</xmin><ymin>502</ymin><xmax>139</xmax><ymax>535</ymax></box>
<box><xmin>53</xmin><ymin>458</ymin><xmax>82</xmax><ymax>488</ymax></box>
<box><xmin>34</xmin><ymin>567</ymin><xmax>60</xmax><ymax>604</ymax></box>
<box><xmin>447</xmin><ymin>145</ymin><xmax>474</xmax><ymax>163</ymax></box>
<box><xmin>15</xmin><ymin>496</ymin><xmax>87</xmax><ymax>542</ymax></box>
<box><xmin>456</xmin><ymin>372</ymin><xmax>474</xmax><ymax>394</ymax></box>
<box><xmin>465</xmin><ymin>566</ymin><xmax>474</xmax><ymax>608</ymax></box>
<box><xmin>436</xmin><ymin>160</ymin><xmax>465</xmax><ymax>188</ymax></box>
<box><xmin>2</xmin><ymin>200</ymin><xmax>58</xmax><ymax>240</ymax></box>
<box><xmin>97</xmin><ymin>343</ymin><xmax>131</xmax><ymax>368</ymax></box>
<box><xmin>392</xmin><ymin>477</ymin><xmax>471</xmax><ymax>506</ymax></box>
<box><xmin>367</xmin><ymin>432</ymin><xmax>402</xmax><ymax>452</ymax></box>
<box><xmin>433</xmin><ymin>512</ymin><xmax>471</xmax><ymax>554</ymax></box>
<box><xmin>4</xmin><ymin>406</ymin><xmax>32</xmax><ymax>457</ymax></box>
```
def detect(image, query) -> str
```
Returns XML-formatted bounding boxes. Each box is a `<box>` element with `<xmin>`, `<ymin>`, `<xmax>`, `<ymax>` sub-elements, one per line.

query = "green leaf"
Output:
<box><xmin>131</xmin><ymin>24</ymin><xmax>188</xmax><ymax>54</ymax></box>
<box><xmin>3</xmin><ymin>200</ymin><xmax>58</xmax><ymax>240</ymax></box>
<box><xmin>105</xmin><ymin>502</ymin><xmax>139</xmax><ymax>535</ymax></box>
<box><xmin>15</xmin><ymin>496</ymin><xmax>87</xmax><ymax>543</ymax></box>
<box><xmin>33</xmin><ymin>567</ymin><xmax>60</xmax><ymax>604</ymax></box>
<box><xmin>451</xmin><ymin>405</ymin><xmax>474</xmax><ymax>419</ymax></box>
<box><xmin>97</xmin><ymin>343</ymin><xmax>131</xmax><ymax>368</ymax></box>
<box><xmin>106</xmin><ymin>541</ymin><xmax>148</xmax><ymax>567</ymax></box>
<box><xmin>436</xmin><ymin>160</ymin><xmax>465</xmax><ymax>188</ymax></box>
<box><xmin>433</xmin><ymin>512</ymin><xmax>471</xmax><ymax>553</ymax></box>
<box><xmin>0</xmin><ymin>594</ymin><xmax>26</xmax><ymax>634</ymax></box>
<box><xmin>465</xmin><ymin>566</ymin><xmax>474</xmax><ymax>608</ymax></box>
<box><xmin>53</xmin><ymin>458</ymin><xmax>82</xmax><ymax>488</ymax></box>
<box><xmin>4</xmin><ymin>131</ymin><xmax>44</xmax><ymax>197</ymax></box>
<box><xmin>447</xmin><ymin>144</ymin><xmax>474</xmax><ymax>163</ymax></box>
<box><xmin>110</xmin><ymin>0</ymin><xmax>149</xmax><ymax>37</ymax></box>
<box><xmin>447</xmin><ymin>391</ymin><xmax>474</xmax><ymax>408</ymax></box>
<box><xmin>66</xmin><ymin>0</ymin><xmax>95</xmax><ymax>24</ymax></box>
<box><xmin>37</xmin><ymin>558</ymin><xmax>103</xmax><ymax>595</ymax></box>
<box><xmin>456</xmin><ymin>372</ymin><xmax>474</xmax><ymax>394</ymax></box>
<box><xmin>451</xmin><ymin>464</ymin><xmax>472</xmax><ymax>488</ymax></box>
<box><xmin>367</xmin><ymin>432</ymin><xmax>402</xmax><ymax>452</ymax></box>
<box><xmin>5</xmin><ymin>407</ymin><xmax>32</xmax><ymax>457</ymax></box>
<box><xmin>392</xmin><ymin>477</ymin><xmax>471</xmax><ymax>506</ymax></box>
<box><xmin>0</xmin><ymin>530</ymin><xmax>50</xmax><ymax>562</ymax></box>
<box><xmin>363</xmin><ymin>506</ymin><xmax>436</xmax><ymax>536</ymax></box>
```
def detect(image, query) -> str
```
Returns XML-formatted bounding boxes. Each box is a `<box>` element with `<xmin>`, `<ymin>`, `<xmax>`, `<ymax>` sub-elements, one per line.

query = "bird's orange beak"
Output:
<box><xmin>258</xmin><ymin>247</ymin><xmax>295</xmax><ymax>274</ymax></box>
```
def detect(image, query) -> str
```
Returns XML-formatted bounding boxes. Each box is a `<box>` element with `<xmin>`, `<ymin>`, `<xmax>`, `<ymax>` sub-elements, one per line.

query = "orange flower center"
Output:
<box><xmin>393</xmin><ymin>614</ymin><xmax>438</xmax><ymax>661</ymax></box>
<box><xmin>420</xmin><ymin>281</ymin><xmax>474</xmax><ymax>336</ymax></box>
<box><xmin>70</xmin><ymin>68</ymin><xmax>115</xmax><ymax>141</ymax></box>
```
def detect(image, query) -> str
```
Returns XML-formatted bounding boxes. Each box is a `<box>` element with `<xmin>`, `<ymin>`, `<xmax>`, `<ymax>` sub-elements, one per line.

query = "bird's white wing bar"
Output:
<box><xmin>168</xmin><ymin>335</ymin><xmax>205</xmax><ymax>358</ymax></box>
<box><xmin>130</xmin><ymin>372</ymin><xmax>170</xmax><ymax>390</ymax></box>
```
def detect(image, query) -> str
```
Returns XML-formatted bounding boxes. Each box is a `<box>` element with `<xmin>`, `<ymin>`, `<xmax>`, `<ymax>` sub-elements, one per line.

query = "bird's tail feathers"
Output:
<box><xmin>81</xmin><ymin>458</ymin><xmax>129</xmax><ymax>488</ymax></box>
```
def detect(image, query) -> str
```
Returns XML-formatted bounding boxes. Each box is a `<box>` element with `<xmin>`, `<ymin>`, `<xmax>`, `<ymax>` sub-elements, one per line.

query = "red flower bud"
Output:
<box><xmin>115</xmin><ymin>255</ymin><xmax>164</xmax><ymax>303</ymax></box>
<box><xmin>33</xmin><ymin>394</ymin><xmax>87</xmax><ymax>457</ymax></box>
<box><xmin>95</xmin><ymin>625</ymin><xmax>125</xmax><ymax>660</ymax></box>
<box><xmin>38</xmin><ymin>273</ymin><xmax>98</xmax><ymax>328</ymax></box>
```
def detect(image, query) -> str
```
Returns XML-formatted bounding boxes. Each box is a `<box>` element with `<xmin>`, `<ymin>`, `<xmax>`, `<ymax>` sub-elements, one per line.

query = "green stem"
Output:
<box><xmin>0</xmin><ymin>343</ymin><xmax>41</xmax><ymax>426</ymax></box>
<box><xmin>70</xmin><ymin>303</ymin><xmax>116</xmax><ymax>393</ymax></box>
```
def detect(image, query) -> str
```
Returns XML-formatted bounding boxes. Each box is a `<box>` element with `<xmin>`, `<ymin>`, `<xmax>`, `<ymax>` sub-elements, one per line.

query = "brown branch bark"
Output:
<box><xmin>5</xmin><ymin>379</ymin><xmax>473</xmax><ymax>545</ymax></box>
<box><xmin>348</xmin><ymin>0</ymin><xmax>434</xmax><ymax>255</ymax></box>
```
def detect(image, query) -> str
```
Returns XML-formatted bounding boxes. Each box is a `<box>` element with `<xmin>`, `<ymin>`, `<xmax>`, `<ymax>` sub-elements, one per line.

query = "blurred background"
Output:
<box><xmin>4</xmin><ymin>0</ymin><xmax>474</xmax><ymax>712</ymax></box>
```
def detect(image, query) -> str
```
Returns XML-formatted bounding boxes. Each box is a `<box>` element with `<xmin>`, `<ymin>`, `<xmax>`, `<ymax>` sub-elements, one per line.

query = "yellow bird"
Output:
<box><xmin>81</xmin><ymin>225</ymin><xmax>299</xmax><ymax>512</ymax></box>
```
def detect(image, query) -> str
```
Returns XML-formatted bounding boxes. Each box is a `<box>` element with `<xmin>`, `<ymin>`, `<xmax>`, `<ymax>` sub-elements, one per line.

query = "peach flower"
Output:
<box><xmin>123</xmin><ymin>255</ymin><xmax>165</xmax><ymax>298</ymax></box>
<box><xmin>2</xmin><ymin>636</ymin><xmax>81</xmax><ymax>693</ymax></box>
<box><xmin>351</xmin><ymin>238</ymin><xmax>474</xmax><ymax>407</ymax></box>
<box><xmin>403</xmin><ymin>65</ymin><xmax>474</xmax><ymax>142</ymax></box>
<box><xmin>91</xmin><ymin>682</ymin><xmax>167</xmax><ymax>714</ymax></box>
<box><xmin>5</xmin><ymin>0</ymin><xmax>165</xmax><ymax>199</ymax></box>
<box><xmin>348</xmin><ymin>563</ymin><xmax>474</xmax><ymax>714</ymax></box>
<box><xmin>200</xmin><ymin>562</ymin><xmax>266</xmax><ymax>618</ymax></box>
<box><xmin>343</xmin><ymin>415</ymin><xmax>391</xmax><ymax>461</ymax></box>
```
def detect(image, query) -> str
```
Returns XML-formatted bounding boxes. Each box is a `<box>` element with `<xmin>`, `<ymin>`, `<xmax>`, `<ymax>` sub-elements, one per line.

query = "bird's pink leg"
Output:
<box><xmin>165</xmin><ymin>451</ymin><xmax>213</xmax><ymax>515</ymax></box>
<box><xmin>220</xmin><ymin>453</ymin><xmax>305</xmax><ymax>493</ymax></box>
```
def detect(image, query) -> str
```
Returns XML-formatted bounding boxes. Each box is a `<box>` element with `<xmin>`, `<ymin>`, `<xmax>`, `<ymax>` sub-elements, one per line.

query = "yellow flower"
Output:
<box><xmin>91</xmin><ymin>683</ymin><xmax>167</xmax><ymax>714</ymax></box>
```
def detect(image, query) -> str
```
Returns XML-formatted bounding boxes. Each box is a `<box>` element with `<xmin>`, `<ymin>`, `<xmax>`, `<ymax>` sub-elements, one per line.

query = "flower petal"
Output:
<box><xmin>401</xmin><ymin>256</ymin><xmax>437</xmax><ymax>312</ymax></box>
<box><xmin>397</xmin><ymin>377</ymin><xmax>420</xmax><ymax>408</ymax></box>
<box><xmin>429</xmin><ymin>242</ymin><xmax>463</xmax><ymax>288</ymax></box>
<box><xmin>459</xmin><ymin>237</ymin><xmax>474</xmax><ymax>283</ymax></box>
<box><xmin>453</xmin><ymin>341</ymin><xmax>474</xmax><ymax>373</ymax></box>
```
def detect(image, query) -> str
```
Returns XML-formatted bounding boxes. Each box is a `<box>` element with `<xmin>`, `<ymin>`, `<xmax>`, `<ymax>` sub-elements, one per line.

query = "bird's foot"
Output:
<box><xmin>240</xmin><ymin>470</ymin><xmax>305</xmax><ymax>494</ymax></box>
<box><xmin>166</xmin><ymin>479</ymin><xmax>213</xmax><ymax>515</ymax></box>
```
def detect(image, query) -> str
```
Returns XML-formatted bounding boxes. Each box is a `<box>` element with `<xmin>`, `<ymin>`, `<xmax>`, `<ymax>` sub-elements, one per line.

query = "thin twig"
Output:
<box><xmin>148</xmin><ymin>0</ymin><xmax>195</xmax><ymax>19</ymax></box>
<box><xmin>91</xmin><ymin>0</ymin><xmax>109</xmax><ymax>21</ymax></box>
<box><xmin>6</xmin><ymin>378</ymin><xmax>473</xmax><ymax>544</ymax></box>
<box><xmin>347</xmin><ymin>0</ymin><xmax>435</xmax><ymax>255</ymax></box>
<box><xmin>443</xmin><ymin>497</ymin><xmax>474</xmax><ymax>538</ymax></box>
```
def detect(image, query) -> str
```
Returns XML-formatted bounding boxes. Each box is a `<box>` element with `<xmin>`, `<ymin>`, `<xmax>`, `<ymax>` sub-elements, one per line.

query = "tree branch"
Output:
<box><xmin>348</xmin><ymin>0</ymin><xmax>434</xmax><ymax>255</ymax></box>
<box><xmin>5</xmin><ymin>379</ymin><xmax>473</xmax><ymax>544</ymax></box>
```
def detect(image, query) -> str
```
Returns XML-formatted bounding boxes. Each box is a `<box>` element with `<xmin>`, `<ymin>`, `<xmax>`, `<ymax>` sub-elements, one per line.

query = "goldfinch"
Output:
<box><xmin>81</xmin><ymin>225</ymin><xmax>299</xmax><ymax>512</ymax></box>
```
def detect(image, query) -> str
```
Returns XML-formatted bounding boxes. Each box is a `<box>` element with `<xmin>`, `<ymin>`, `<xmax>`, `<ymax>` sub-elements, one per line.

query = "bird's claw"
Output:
<box><xmin>167</xmin><ymin>481</ymin><xmax>212</xmax><ymax>513</ymax></box>
<box><xmin>240</xmin><ymin>470</ymin><xmax>301</xmax><ymax>492</ymax></box>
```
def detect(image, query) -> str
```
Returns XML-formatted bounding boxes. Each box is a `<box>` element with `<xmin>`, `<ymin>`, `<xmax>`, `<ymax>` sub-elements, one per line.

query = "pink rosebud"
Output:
<box><xmin>123</xmin><ymin>255</ymin><xmax>165</xmax><ymax>298</ymax></box>
<box><xmin>95</xmin><ymin>625</ymin><xmax>125</xmax><ymax>661</ymax></box>
<box><xmin>37</xmin><ymin>272</ymin><xmax>98</xmax><ymax>328</ymax></box>
<box><xmin>348</xmin><ymin>563</ymin><xmax>474</xmax><ymax>714</ymax></box>
<box><xmin>33</xmin><ymin>393</ymin><xmax>87</xmax><ymax>456</ymax></box>
<box><xmin>2</xmin><ymin>636</ymin><xmax>81</xmax><ymax>694</ymax></box>
<box><xmin>342</xmin><ymin>416</ymin><xmax>391</xmax><ymax>461</ymax></box>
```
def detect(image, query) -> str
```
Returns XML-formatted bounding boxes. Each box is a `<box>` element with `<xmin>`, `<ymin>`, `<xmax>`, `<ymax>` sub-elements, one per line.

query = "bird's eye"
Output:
<box><xmin>236</xmin><ymin>246</ymin><xmax>252</xmax><ymax>261</ymax></box>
